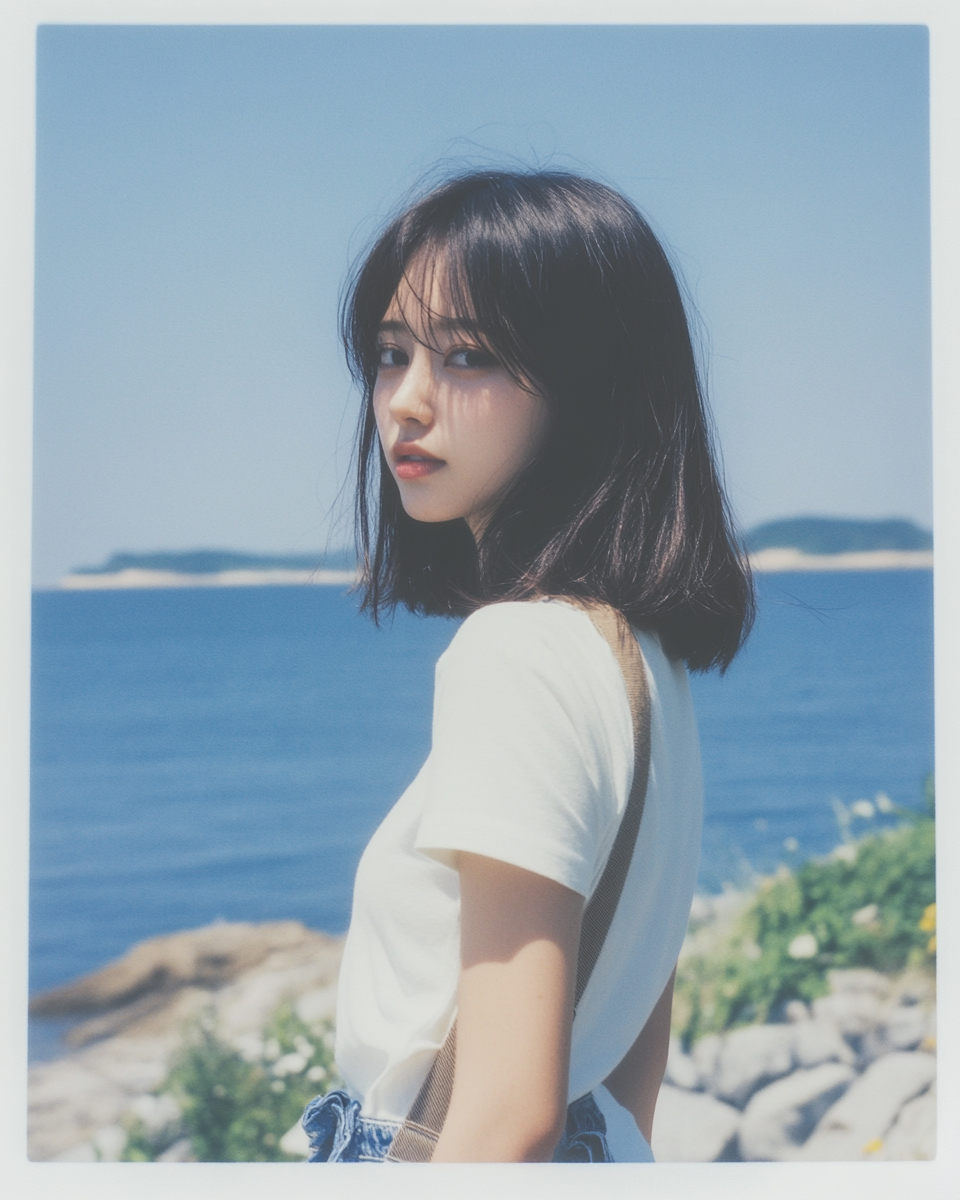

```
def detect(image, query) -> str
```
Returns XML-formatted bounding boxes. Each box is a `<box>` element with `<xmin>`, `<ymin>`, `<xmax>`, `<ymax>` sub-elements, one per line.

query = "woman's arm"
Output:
<box><xmin>601</xmin><ymin>967</ymin><xmax>676</xmax><ymax>1145</ymax></box>
<box><xmin>430</xmin><ymin>852</ymin><xmax>583</xmax><ymax>1163</ymax></box>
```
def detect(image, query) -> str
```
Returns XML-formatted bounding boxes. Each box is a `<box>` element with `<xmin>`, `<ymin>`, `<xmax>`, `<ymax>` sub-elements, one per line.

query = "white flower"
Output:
<box><xmin>233</xmin><ymin>1033</ymin><xmax>265</xmax><ymax>1063</ymax></box>
<box><xmin>272</xmin><ymin>1052</ymin><xmax>308</xmax><ymax>1077</ymax></box>
<box><xmin>783</xmin><ymin>837</ymin><xmax>799</xmax><ymax>853</ymax></box>
<box><xmin>876</xmin><ymin>792</ymin><xmax>894</xmax><ymax>813</ymax></box>
<box><xmin>787</xmin><ymin>933</ymin><xmax>818</xmax><ymax>959</ymax></box>
<box><xmin>742</xmin><ymin>941</ymin><xmax>762</xmax><ymax>961</ymax></box>
<box><xmin>293</xmin><ymin>1036</ymin><xmax>315</xmax><ymax>1058</ymax></box>
<box><xmin>263</xmin><ymin>1038</ymin><xmax>281</xmax><ymax>1062</ymax></box>
<box><xmin>307</xmin><ymin>1064</ymin><xmax>328</xmax><ymax>1083</ymax></box>
<box><xmin>852</xmin><ymin>903</ymin><xmax>879</xmax><ymax>927</ymax></box>
<box><xmin>270</xmin><ymin>1079</ymin><xmax>286</xmax><ymax>1093</ymax></box>
<box><xmin>851</xmin><ymin>799</ymin><xmax>875</xmax><ymax>820</ymax></box>
<box><xmin>831</xmin><ymin>843</ymin><xmax>858</xmax><ymax>864</ymax></box>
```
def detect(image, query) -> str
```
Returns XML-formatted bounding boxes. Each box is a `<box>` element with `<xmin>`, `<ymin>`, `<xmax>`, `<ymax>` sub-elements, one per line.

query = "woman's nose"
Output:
<box><xmin>388</xmin><ymin>351</ymin><xmax>435</xmax><ymax>426</ymax></box>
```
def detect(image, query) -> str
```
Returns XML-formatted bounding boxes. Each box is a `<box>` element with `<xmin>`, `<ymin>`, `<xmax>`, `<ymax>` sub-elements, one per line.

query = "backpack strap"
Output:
<box><xmin>385</xmin><ymin>602</ymin><xmax>651</xmax><ymax>1162</ymax></box>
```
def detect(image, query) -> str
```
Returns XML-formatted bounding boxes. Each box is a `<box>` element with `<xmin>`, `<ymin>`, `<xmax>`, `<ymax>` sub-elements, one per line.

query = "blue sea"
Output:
<box><xmin>29</xmin><ymin>571</ymin><xmax>933</xmax><ymax>1056</ymax></box>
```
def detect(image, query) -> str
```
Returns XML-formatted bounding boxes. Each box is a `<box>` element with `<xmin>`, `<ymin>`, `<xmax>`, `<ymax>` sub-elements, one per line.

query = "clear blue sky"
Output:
<box><xmin>32</xmin><ymin>24</ymin><xmax>931</xmax><ymax>584</ymax></box>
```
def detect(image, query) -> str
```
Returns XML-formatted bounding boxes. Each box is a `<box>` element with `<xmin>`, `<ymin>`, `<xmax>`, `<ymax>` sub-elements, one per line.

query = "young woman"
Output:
<box><xmin>302</xmin><ymin>170</ymin><xmax>753</xmax><ymax>1163</ymax></box>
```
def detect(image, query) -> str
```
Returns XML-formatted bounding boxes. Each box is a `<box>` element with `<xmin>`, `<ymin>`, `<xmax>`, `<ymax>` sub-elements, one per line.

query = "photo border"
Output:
<box><xmin>2</xmin><ymin>3</ymin><xmax>957</xmax><ymax>1197</ymax></box>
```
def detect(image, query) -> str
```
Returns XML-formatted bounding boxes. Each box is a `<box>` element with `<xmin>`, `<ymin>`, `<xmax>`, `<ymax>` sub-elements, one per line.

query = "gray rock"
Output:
<box><xmin>664</xmin><ymin>1035</ymin><xmax>701</xmax><ymax>1090</ymax></box>
<box><xmin>885</xmin><ymin>1004</ymin><xmax>927</xmax><ymax>1051</ymax></box>
<box><xmin>811</xmin><ymin>989</ymin><xmax>882</xmax><ymax>1039</ymax></box>
<box><xmin>710</xmin><ymin>1024</ymin><xmax>795</xmax><ymax>1109</ymax></box>
<box><xmin>880</xmin><ymin>1082</ymin><xmax>936</xmax><ymax>1160</ymax></box>
<box><xmin>28</xmin><ymin>1037</ymin><xmax>174</xmax><ymax>1161</ymax></box>
<box><xmin>791</xmin><ymin>1018</ymin><xmax>855</xmax><ymax>1069</ymax></box>
<box><xmin>156</xmin><ymin>1137</ymin><xmax>197</xmax><ymax>1162</ymax></box>
<box><xmin>652</xmin><ymin>1084</ymin><xmax>740</xmax><ymax>1162</ymax></box>
<box><xmin>826</xmin><ymin>968</ymin><xmax>891</xmax><ymax>998</ymax></box>
<box><xmin>783</xmin><ymin>999</ymin><xmax>810</xmax><ymax>1023</ymax></box>
<box><xmin>798</xmin><ymin>1051</ymin><xmax>937</xmax><ymax>1160</ymax></box>
<box><xmin>738</xmin><ymin>1063</ymin><xmax>856</xmax><ymax>1161</ymax></box>
<box><xmin>855</xmin><ymin>975</ymin><xmax>936</xmax><ymax>1063</ymax></box>
<box><xmin>92</xmin><ymin>1123</ymin><xmax>128</xmax><ymax>1162</ymax></box>
<box><xmin>52</xmin><ymin>1141</ymin><xmax>97</xmax><ymax>1162</ymax></box>
<box><xmin>891</xmin><ymin>975</ymin><xmax>935</xmax><ymax>1009</ymax></box>
<box><xmin>691</xmin><ymin>1034</ymin><xmax>723</xmax><ymax>1086</ymax></box>
<box><xmin>857</xmin><ymin>1001</ymin><xmax>934</xmax><ymax>1066</ymax></box>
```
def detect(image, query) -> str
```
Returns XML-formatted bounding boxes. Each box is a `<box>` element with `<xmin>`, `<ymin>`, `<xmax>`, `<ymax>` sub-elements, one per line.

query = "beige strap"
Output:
<box><xmin>386</xmin><ymin>602</ymin><xmax>651</xmax><ymax>1162</ymax></box>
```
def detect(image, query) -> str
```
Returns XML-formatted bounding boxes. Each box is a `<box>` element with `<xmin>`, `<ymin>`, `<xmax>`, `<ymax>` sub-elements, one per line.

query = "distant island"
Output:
<box><xmin>57</xmin><ymin>517</ymin><xmax>933</xmax><ymax>589</ymax></box>
<box><xmin>70</xmin><ymin>548</ymin><xmax>357</xmax><ymax>576</ymax></box>
<box><xmin>744</xmin><ymin>517</ymin><xmax>932</xmax><ymax>556</ymax></box>
<box><xmin>742</xmin><ymin>517</ymin><xmax>932</xmax><ymax>574</ymax></box>
<box><xmin>60</xmin><ymin>548</ymin><xmax>358</xmax><ymax>591</ymax></box>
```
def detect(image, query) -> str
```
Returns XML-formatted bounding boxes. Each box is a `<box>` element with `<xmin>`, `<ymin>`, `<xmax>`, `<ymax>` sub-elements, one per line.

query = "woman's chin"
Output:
<box><xmin>401</xmin><ymin>501</ymin><xmax>469</xmax><ymax>526</ymax></box>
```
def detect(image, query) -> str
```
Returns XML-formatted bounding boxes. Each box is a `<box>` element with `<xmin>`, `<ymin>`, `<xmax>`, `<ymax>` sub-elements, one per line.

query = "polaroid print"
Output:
<box><xmin>5</xmin><ymin>5</ymin><xmax>956</xmax><ymax>1199</ymax></box>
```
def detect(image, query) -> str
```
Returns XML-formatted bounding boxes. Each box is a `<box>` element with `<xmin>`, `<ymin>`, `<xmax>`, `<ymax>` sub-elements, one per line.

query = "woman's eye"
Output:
<box><xmin>377</xmin><ymin>345</ymin><xmax>409</xmax><ymax>368</ymax></box>
<box><xmin>448</xmin><ymin>347</ymin><xmax>496</xmax><ymax>369</ymax></box>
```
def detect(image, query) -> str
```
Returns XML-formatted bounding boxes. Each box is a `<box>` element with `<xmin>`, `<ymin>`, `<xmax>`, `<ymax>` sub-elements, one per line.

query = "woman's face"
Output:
<box><xmin>373</xmin><ymin>261</ymin><xmax>550</xmax><ymax>539</ymax></box>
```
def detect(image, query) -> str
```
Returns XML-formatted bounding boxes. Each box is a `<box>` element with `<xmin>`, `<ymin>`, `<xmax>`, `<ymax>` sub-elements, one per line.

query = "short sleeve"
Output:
<box><xmin>414</xmin><ymin>601</ymin><xmax>634</xmax><ymax>897</ymax></box>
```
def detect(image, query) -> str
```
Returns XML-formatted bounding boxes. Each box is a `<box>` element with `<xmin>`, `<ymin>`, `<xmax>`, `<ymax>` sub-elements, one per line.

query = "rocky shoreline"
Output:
<box><xmin>654</xmin><ymin>966</ymin><xmax>935</xmax><ymax>1161</ymax></box>
<box><xmin>28</xmin><ymin>916</ymin><xmax>935</xmax><ymax>1162</ymax></box>
<box><xmin>28</xmin><ymin>921</ymin><xmax>343</xmax><ymax>1161</ymax></box>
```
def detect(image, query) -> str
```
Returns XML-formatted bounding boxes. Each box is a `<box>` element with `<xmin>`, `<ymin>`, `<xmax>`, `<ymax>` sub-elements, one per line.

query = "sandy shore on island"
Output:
<box><xmin>58</xmin><ymin>567</ymin><xmax>359</xmax><ymax>590</ymax></box>
<box><xmin>747</xmin><ymin>548</ymin><xmax>932</xmax><ymax>573</ymax></box>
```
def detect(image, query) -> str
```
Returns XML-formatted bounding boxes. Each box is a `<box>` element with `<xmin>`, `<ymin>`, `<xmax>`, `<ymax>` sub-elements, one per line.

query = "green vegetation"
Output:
<box><xmin>122</xmin><ymin>1003</ymin><xmax>339</xmax><ymax>1162</ymax></box>
<box><xmin>744</xmin><ymin>517</ymin><xmax>932</xmax><ymax>555</ymax></box>
<box><xmin>673</xmin><ymin>782</ymin><xmax>936</xmax><ymax>1049</ymax></box>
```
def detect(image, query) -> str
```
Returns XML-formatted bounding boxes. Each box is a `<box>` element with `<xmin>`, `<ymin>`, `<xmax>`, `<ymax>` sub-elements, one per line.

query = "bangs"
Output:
<box><xmin>360</xmin><ymin>221</ymin><xmax>542</xmax><ymax>399</ymax></box>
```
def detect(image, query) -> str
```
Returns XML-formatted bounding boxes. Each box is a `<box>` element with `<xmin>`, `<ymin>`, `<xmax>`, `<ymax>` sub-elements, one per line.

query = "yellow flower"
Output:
<box><xmin>863</xmin><ymin>1138</ymin><xmax>883</xmax><ymax>1155</ymax></box>
<box><xmin>927</xmin><ymin>935</ymin><xmax>936</xmax><ymax>954</ymax></box>
<box><xmin>918</xmin><ymin>903</ymin><xmax>936</xmax><ymax>933</ymax></box>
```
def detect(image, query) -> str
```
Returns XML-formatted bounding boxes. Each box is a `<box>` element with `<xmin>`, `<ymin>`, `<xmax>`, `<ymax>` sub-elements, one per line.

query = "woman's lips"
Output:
<box><xmin>394</xmin><ymin>453</ymin><xmax>444</xmax><ymax>480</ymax></box>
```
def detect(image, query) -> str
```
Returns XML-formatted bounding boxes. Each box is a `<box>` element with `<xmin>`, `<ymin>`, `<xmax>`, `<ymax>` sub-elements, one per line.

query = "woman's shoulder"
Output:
<box><xmin>448</xmin><ymin>600</ymin><xmax>672</xmax><ymax>666</ymax></box>
<box><xmin>438</xmin><ymin>600</ymin><xmax>642</xmax><ymax>716</ymax></box>
<box><xmin>444</xmin><ymin>599</ymin><xmax>612</xmax><ymax>664</ymax></box>
<box><xmin>442</xmin><ymin>601</ymin><xmax>690</xmax><ymax>730</ymax></box>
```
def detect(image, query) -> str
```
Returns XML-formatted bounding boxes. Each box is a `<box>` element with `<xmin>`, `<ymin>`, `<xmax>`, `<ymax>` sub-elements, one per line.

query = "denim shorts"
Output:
<box><xmin>302</xmin><ymin>1088</ymin><xmax>614</xmax><ymax>1162</ymax></box>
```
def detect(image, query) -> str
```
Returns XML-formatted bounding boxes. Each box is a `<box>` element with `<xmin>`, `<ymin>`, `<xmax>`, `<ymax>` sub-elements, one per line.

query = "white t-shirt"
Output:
<box><xmin>334</xmin><ymin>599</ymin><xmax>703</xmax><ymax>1154</ymax></box>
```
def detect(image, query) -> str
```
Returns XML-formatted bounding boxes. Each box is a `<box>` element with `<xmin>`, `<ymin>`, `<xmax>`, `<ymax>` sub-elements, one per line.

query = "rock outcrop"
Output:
<box><xmin>30</xmin><ymin>920</ymin><xmax>318</xmax><ymax>1020</ymax></box>
<box><xmin>737</xmin><ymin>1062</ymin><xmax>856</xmax><ymax>1160</ymax></box>
<box><xmin>650</xmin><ymin>1086</ymin><xmax>740</xmax><ymax>1162</ymax></box>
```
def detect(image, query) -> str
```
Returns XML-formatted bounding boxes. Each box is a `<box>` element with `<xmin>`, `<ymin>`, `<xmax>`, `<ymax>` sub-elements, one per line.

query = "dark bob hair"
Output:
<box><xmin>343</xmin><ymin>169</ymin><xmax>754</xmax><ymax>672</ymax></box>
